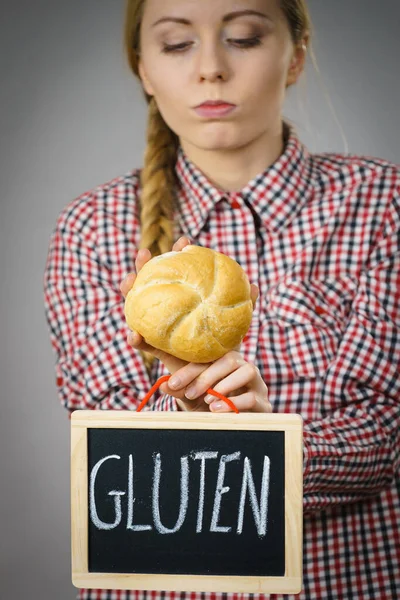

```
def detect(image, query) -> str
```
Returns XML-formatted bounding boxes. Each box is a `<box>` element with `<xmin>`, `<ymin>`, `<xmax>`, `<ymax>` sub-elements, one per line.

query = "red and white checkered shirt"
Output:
<box><xmin>43</xmin><ymin>125</ymin><xmax>400</xmax><ymax>599</ymax></box>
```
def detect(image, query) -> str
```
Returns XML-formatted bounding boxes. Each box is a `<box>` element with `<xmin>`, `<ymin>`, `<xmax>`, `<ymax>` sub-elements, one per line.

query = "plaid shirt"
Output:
<box><xmin>43</xmin><ymin>125</ymin><xmax>400</xmax><ymax>599</ymax></box>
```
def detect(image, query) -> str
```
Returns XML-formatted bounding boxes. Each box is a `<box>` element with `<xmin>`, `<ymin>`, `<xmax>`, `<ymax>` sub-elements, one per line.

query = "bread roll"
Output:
<box><xmin>124</xmin><ymin>245</ymin><xmax>253</xmax><ymax>363</ymax></box>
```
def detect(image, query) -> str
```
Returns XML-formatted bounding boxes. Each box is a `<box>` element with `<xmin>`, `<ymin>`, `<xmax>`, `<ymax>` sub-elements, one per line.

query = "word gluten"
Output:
<box><xmin>90</xmin><ymin>450</ymin><xmax>270</xmax><ymax>537</ymax></box>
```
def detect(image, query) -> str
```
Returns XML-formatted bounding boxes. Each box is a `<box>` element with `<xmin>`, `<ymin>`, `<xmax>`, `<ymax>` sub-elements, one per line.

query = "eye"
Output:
<box><xmin>161</xmin><ymin>36</ymin><xmax>263</xmax><ymax>54</ymax></box>
<box><xmin>228</xmin><ymin>36</ymin><xmax>262</xmax><ymax>49</ymax></box>
<box><xmin>161</xmin><ymin>42</ymin><xmax>192</xmax><ymax>54</ymax></box>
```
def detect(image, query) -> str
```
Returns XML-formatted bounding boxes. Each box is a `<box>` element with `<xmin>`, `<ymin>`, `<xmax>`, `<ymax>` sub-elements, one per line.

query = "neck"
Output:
<box><xmin>179</xmin><ymin>121</ymin><xmax>288</xmax><ymax>193</ymax></box>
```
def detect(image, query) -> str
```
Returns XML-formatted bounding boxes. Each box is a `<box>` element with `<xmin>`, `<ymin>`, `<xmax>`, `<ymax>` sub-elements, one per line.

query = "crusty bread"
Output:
<box><xmin>124</xmin><ymin>245</ymin><xmax>253</xmax><ymax>363</ymax></box>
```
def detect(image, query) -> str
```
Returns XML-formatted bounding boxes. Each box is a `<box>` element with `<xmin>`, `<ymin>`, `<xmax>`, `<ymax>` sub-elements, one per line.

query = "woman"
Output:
<box><xmin>43</xmin><ymin>0</ymin><xmax>400</xmax><ymax>598</ymax></box>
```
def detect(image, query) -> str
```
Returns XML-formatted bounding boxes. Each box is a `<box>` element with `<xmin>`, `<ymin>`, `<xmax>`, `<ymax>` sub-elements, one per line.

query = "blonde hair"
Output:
<box><xmin>123</xmin><ymin>0</ymin><xmax>312</xmax><ymax>375</ymax></box>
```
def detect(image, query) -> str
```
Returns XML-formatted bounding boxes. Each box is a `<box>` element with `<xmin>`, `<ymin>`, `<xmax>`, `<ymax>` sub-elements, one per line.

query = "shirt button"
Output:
<box><xmin>231</xmin><ymin>198</ymin><xmax>241</xmax><ymax>209</ymax></box>
<box><xmin>56</xmin><ymin>376</ymin><xmax>63</xmax><ymax>387</ymax></box>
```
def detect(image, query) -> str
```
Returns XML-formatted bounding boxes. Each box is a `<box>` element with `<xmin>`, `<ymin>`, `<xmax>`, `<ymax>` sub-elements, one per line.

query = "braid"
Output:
<box><xmin>138</xmin><ymin>96</ymin><xmax>180</xmax><ymax>375</ymax></box>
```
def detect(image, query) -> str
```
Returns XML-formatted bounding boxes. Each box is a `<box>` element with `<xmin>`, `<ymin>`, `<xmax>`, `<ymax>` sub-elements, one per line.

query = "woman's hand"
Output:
<box><xmin>159</xmin><ymin>349</ymin><xmax>272</xmax><ymax>414</ymax></box>
<box><xmin>120</xmin><ymin>236</ymin><xmax>268</xmax><ymax>413</ymax></box>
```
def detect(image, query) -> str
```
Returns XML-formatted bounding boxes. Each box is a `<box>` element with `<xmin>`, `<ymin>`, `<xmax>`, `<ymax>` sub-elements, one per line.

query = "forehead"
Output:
<box><xmin>142</xmin><ymin>0</ymin><xmax>281</xmax><ymax>25</ymax></box>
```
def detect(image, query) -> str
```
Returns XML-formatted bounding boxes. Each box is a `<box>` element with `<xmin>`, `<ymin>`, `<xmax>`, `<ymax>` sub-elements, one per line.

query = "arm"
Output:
<box><xmin>43</xmin><ymin>196</ymin><xmax>159</xmax><ymax>414</ymax></box>
<box><xmin>303</xmin><ymin>192</ymin><xmax>400</xmax><ymax>513</ymax></box>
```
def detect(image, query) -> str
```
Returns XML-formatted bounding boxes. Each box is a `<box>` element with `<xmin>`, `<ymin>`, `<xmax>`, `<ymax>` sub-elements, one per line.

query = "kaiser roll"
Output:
<box><xmin>124</xmin><ymin>245</ymin><xmax>253</xmax><ymax>363</ymax></box>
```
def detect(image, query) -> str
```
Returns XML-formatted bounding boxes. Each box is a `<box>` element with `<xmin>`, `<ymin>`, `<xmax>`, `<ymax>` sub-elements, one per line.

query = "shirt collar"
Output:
<box><xmin>174</xmin><ymin>123</ymin><xmax>315</xmax><ymax>238</ymax></box>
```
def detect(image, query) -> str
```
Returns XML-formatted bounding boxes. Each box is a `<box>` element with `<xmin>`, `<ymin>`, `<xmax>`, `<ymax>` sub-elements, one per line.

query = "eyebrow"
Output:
<box><xmin>151</xmin><ymin>9</ymin><xmax>271</xmax><ymax>28</ymax></box>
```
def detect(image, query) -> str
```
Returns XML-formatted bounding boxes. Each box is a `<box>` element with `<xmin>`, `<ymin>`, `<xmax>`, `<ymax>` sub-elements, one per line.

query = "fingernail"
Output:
<box><xmin>169</xmin><ymin>376</ymin><xmax>181</xmax><ymax>389</ymax></box>
<box><xmin>204</xmin><ymin>394</ymin><xmax>214</xmax><ymax>404</ymax></box>
<box><xmin>185</xmin><ymin>385</ymin><xmax>198</xmax><ymax>399</ymax></box>
<box><xmin>210</xmin><ymin>401</ymin><xmax>223</xmax><ymax>411</ymax></box>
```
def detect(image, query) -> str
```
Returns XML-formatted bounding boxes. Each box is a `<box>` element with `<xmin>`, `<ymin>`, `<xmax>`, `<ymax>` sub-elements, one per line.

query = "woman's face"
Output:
<box><xmin>138</xmin><ymin>0</ymin><xmax>304</xmax><ymax>153</ymax></box>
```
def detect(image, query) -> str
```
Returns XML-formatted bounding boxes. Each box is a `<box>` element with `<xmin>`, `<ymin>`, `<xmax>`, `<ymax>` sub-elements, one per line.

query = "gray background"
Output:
<box><xmin>1</xmin><ymin>1</ymin><xmax>399</xmax><ymax>598</ymax></box>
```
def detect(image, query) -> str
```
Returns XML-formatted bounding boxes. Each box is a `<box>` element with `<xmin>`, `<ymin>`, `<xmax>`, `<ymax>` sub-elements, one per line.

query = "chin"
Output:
<box><xmin>178</xmin><ymin>121</ymin><xmax>249</xmax><ymax>153</ymax></box>
<box><xmin>196</xmin><ymin>127</ymin><xmax>242</xmax><ymax>151</ymax></box>
<box><xmin>200</xmin><ymin>140</ymin><xmax>233</xmax><ymax>151</ymax></box>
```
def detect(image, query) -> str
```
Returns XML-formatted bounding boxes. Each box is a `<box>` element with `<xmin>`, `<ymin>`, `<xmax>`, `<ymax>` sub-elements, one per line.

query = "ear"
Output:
<box><xmin>138</xmin><ymin>59</ymin><xmax>155</xmax><ymax>96</ymax></box>
<box><xmin>286</xmin><ymin>36</ymin><xmax>308</xmax><ymax>88</ymax></box>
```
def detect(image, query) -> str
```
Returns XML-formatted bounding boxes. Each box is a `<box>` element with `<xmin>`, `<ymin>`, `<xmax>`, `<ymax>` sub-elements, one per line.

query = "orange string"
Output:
<box><xmin>136</xmin><ymin>375</ymin><xmax>240</xmax><ymax>414</ymax></box>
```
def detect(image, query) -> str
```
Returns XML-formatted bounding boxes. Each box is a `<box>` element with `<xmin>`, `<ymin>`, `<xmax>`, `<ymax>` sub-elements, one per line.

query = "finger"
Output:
<box><xmin>159</xmin><ymin>361</ymin><xmax>213</xmax><ymax>397</ymax></box>
<box><xmin>172</xmin><ymin>236</ymin><xmax>192</xmax><ymax>251</ymax></box>
<box><xmin>176</xmin><ymin>396</ymin><xmax>210</xmax><ymax>412</ymax></box>
<box><xmin>120</xmin><ymin>248</ymin><xmax>153</xmax><ymax>298</ymax></box>
<box><xmin>128</xmin><ymin>330</ymin><xmax>156</xmax><ymax>353</ymax></box>
<box><xmin>135</xmin><ymin>248</ymin><xmax>152</xmax><ymax>272</ymax></box>
<box><xmin>127</xmin><ymin>330</ymin><xmax>174</xmax><ymax>363</ymax></box>
<box><xmin>161</xmin><ymin>385</ymin><xmax>210</xmax><ymax>411</ymax></box>
<box><xmin>209</xmin><ymin>391</ymin><xmax>272</xmax><ymax>413</ymax></box>
<box><xmin>177</xmin><ymin>352</ymin><xmax>246</xmax><ymax>400</ymax></box>
<box><xmin>128</xmin><ymin>329</ymin><xmax>143</xmax><ymax>347</ymax></box>
<box><xmin>201</xmin><ymin>363</ymin><xmax>259</xmax><ymax>403</ymax></box>
<box><xmin>128</xmin><ymin>331</ymin><xmax>175</xmax><ymax>364</ymax></box>
<box><xmin>127</xmin><ymin>331</ymin><xmax>191</xmax><ymax>376</ymax></box>
<box><xmin>120</xmin><ymin>272</ymin><xmax>136</xmax><ymax>298</ymax></box>
<box><xmin>250</xmin><ymin>284</ymin><xmax>259</xmax><ymax>308</ymax></box>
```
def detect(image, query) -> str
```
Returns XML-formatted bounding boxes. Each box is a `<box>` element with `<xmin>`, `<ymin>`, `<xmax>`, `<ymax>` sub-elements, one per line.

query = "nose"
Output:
<box><xmin>197</xmin><ymin>40</ymin><xmax>229</xmax><ymax>82</ymax></box>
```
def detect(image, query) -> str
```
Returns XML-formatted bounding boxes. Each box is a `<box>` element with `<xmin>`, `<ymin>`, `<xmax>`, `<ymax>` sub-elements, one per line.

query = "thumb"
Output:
<box><xmin>128</xmin><ymin>330</ymin><xmax>188</xmax><ymax>372</ymax></box>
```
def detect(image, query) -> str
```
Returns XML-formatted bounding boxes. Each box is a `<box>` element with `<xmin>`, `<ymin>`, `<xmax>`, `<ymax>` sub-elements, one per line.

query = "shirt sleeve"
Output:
<box><xmin>43</xmin><ymin>195</ymin><xmax>160</xmax><ymax>415</ymax></box>
<box><xmin>303</xmin><ymin>191</ymin><xmax>400</xmax><ymax>513</ymax></box>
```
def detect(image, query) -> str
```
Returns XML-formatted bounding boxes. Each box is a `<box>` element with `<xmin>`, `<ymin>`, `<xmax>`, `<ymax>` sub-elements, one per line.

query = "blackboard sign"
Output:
<box><xmin>71</xmin><ymin>412</ymin><xmax>303</xmax><ymax>594</ymax></box>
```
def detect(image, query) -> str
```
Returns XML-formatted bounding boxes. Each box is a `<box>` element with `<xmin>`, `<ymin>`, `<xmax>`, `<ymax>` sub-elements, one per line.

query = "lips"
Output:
<box><xmin>196</xmin><ymin>101</ymin><xmax>235</xmax><ymax>108</ymax></box>
<box><xmin>193</xmin><ymin>101</ymin><xmax>237</xmax><ymax>118</ymax></box>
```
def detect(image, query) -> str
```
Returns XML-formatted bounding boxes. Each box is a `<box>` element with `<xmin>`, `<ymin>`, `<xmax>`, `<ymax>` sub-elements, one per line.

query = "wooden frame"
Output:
<box><xmin>71</xmin><ymin>411</ymin><xmax>303</xmax><ymax>594</ymax></box>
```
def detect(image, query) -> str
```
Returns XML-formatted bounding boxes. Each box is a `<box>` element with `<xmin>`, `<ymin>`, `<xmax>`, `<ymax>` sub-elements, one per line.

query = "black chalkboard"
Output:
<box><xmin>87</xmin><ymin>428</ymin><xmax>285</xmax><ymax>577</ymax></box>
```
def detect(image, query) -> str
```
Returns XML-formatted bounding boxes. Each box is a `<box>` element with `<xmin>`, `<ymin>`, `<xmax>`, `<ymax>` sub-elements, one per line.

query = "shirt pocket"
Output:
<box><xmin>266</xmin><ymin>277</ymin><xmax>356</xmax><ymax>379</ymax></box>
